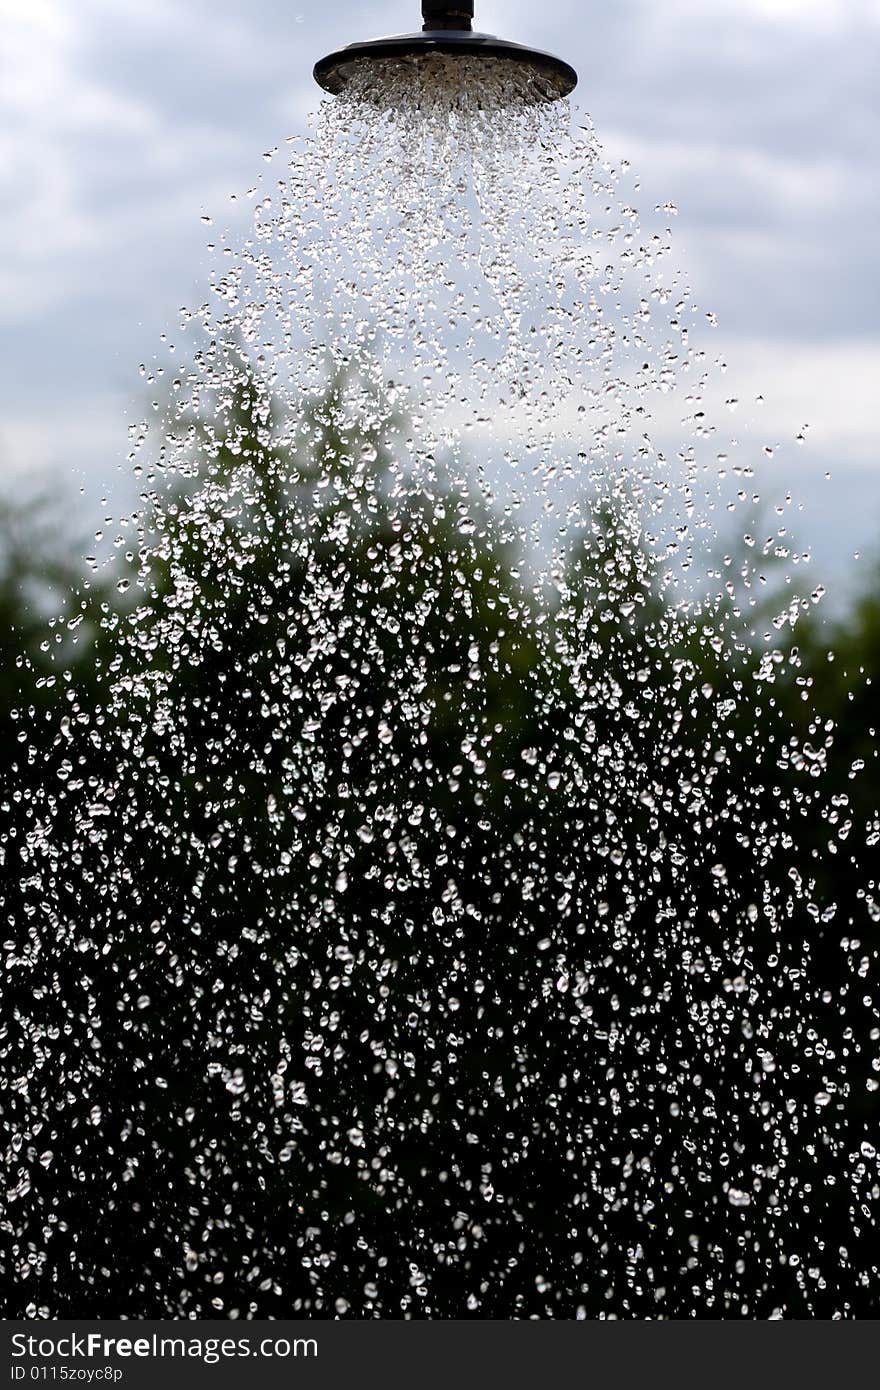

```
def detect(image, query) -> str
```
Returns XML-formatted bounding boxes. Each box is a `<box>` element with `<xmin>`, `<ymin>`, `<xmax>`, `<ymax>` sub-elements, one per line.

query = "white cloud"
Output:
<box><xmin>710</xmin><ymin>336</ymin><xmax>880</xmax><ymax>466</ymax></box>
<box><xmin>600</xmin><ymin>127</ymin><xmax>854</xmax><ymax>214</ymax></box>
<box><xmin>0</xmin><ymin>397</ymin><xmax>124</xmax><ymax>484</ymax></box>
<box><xmin>0</xmin><ymin>1</ymin><xmax>157</xmax><ymax>309</ymax></box>
<box><xmin>448</xmin><ymin>336</ymin><xmax>879</xmax><ymax>477</ymax></box>
<box><xmin>656</xmin><ymin>0</ymin><xmax>879</xmax><ymax>32</ymax></box>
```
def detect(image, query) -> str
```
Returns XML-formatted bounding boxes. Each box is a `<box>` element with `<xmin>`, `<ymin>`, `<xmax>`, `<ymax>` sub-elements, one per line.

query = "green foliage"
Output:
<box><xmin>0</xmin><ymin>370</ymin><xmax>877</xmax><ymax>1319</ymax></box>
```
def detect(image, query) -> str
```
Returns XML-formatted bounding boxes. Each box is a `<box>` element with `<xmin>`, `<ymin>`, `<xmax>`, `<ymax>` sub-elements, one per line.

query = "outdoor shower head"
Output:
<box><xmin>314</xmin><ymin>2</ymin><xmax>578</xmax><ymax>104</ymax></box>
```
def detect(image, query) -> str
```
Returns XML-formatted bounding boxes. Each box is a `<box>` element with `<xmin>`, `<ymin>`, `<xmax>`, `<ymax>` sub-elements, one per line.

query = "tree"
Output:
<box><xmin>1</xmin><ymin>365</ymin><xmax>877</xmax><ymax>1318</ymax></box>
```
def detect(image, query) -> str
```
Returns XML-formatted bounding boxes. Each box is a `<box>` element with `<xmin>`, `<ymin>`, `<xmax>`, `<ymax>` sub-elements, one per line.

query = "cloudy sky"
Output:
<box><xmin>1</xmin><ymin>0</ymin><xmax>878</xmax><ymax>596</ymax></box>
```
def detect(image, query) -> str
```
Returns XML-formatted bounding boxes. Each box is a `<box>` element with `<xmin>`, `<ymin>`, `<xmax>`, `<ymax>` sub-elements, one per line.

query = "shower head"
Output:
<box><xmin>314</xmin><ymin>2</ymin><xmax>577</xmax><ymax>105</ymax></box>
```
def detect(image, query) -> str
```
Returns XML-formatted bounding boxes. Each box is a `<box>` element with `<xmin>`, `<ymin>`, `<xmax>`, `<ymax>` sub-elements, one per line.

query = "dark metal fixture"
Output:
<box><xmin>314</xmin><ymin>2</ymin><xmax>577</xmax><ymax>104</ymax></box>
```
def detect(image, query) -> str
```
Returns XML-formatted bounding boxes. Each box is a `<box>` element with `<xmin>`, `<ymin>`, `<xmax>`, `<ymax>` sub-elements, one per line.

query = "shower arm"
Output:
<box><xmin>421</xmin><ymin>2</ymin><xmax>475</xmax><ymax>31</ymax></box>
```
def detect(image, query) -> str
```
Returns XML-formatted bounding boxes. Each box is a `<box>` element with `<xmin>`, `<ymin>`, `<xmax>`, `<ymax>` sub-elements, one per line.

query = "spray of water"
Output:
<box><xmin>2</xmin><ymin>57</ymin><xmax>877</xmax><ymax>1318</ymax></box>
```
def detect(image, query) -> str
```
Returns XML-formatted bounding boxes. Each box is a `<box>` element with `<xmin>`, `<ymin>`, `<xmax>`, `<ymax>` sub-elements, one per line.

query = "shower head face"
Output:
<box><xmin>314</xmin><ymin>6</ymin><xmax>577</xmax><ymax>107</ymax></box>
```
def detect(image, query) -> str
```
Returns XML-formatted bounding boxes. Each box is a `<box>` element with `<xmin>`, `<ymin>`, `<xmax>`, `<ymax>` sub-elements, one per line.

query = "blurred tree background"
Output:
<box><xmin>0</xmin><ymin>365</ymin><xmax>877</xmax><ymax>1319</ymax></box>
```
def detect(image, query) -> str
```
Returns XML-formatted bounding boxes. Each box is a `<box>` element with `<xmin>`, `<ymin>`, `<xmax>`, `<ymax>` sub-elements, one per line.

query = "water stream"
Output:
<box><xmin>2</xmin><ymin>55</ymin><xmax>877</xmax><ymax>1318</ymax></box>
